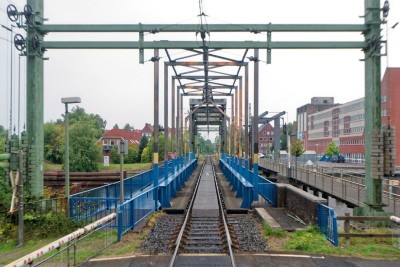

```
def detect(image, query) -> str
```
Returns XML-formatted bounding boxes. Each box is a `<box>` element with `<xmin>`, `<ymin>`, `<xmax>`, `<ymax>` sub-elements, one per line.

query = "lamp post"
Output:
<box><xmin>61</xmin><ymin>97</ymin><xmax>81</xmax><ymax>216</ymax></box>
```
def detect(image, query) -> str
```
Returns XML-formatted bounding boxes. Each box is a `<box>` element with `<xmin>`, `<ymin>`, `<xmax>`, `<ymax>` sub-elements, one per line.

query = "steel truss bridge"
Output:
<box><xmin>3</xmin><ymin>0</ymin><xmax>393</xmax><ymax>216</ymax></box>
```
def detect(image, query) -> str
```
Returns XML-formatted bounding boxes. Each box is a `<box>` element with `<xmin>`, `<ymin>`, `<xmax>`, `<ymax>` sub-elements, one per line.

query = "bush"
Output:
<box><xmin>24</xmin><ymin>212</ymin><xmax>82</xmax><ymax>239</ymax></box>
<box><xmin>285</xmin><ymin>226</ymin><xmax>326</xmax><ymax>251</ymax></box>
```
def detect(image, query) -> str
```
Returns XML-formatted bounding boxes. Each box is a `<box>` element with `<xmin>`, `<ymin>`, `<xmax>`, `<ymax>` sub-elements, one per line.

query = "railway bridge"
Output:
<box><xmin>1</xmin><ymin>1</ymin><xmax>400</xmax><ymax>266</ymax></box>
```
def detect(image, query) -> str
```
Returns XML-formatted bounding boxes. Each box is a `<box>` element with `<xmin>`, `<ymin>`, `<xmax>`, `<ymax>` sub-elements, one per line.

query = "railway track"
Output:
<box><xmin>168</xmin><ymin>156</ymin><xmax>236</xmax><ymax>267</ymax></box>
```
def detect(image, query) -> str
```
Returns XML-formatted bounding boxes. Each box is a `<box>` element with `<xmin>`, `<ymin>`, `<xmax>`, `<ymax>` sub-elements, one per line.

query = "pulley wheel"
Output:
<box><xmin>7</xmin><ymin>4</ymin><xmax>18</xmax><ymax>22</ymax></box>
<box><xmin>14</xmin><ymin>34</ymin><xmax>26</xmax><ymax>51</ymax></box>
<box><xmin>24</xmin><ymin>5</ymin><xmax>33</xmax><ymax>23</ymax></box>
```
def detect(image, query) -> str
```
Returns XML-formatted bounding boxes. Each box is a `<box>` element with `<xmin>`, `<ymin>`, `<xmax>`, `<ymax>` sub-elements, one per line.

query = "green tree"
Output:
<box><xmin>325</xmin><ymin>141</ymin><xmax>340</xmax><ymax>156</ymax></box>
<box><xmin>67</xmin><ymin>106</ymin><xmax>106</xmax><ymax>139</ymax></box>
<box><xmin>138</xmin><ymin>135</ymin><xmax>149</xmax><ymax>158</ymax></box>
<box><xmin>291</xmin><ymin>140</ymin><xmax>305</xmax><ymax>158</ymax></box>
<box><xmin>0</xmin><ymin>125</ymin><xmax>6</xmax><ymax>152</ymax></box>
<box><xmin>111</xmin><ymin>146</ymin><xmax>120</xmax><ymax>164</ymax></box>
<box><xmin>113</xmin><ymin>124</ymin><xmax>119</xmax><ymax>129</ymax></box>
<box><xmin>141</xmin><ymin>147</ymin><xmax>151</xmax><ymax>163</ymax></box>
<box><xmin>44</xmin><ymin>121</ymin><xmax>64</xmax><ymax>164</ymax></box>
<box><xmin>123</xmin><ymin>123</ymin><xmax>135</xmax><ymax>131</ymax></box>
<box><xmin>128</xmin><ymin>146</ymin><xmax>140</xmax><ymax>163</ymax></box>
<box><xmin>69</xmin><ymin>122</ymin><xmax>101</xmax><ymax>172</ymax></box>
<box><xmin>145</xmin><ymin>133</ymin><xmax>173</xmax><ymax>161</ymax></box>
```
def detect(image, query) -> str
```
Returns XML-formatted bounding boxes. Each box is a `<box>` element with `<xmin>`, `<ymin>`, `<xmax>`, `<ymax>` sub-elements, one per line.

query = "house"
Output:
<box><xmin>141</xmin><ymin>123</ymin><xmax>173</xmax><ymax>138</ymax></box>
<box><xmin>98</xmin><ymin>128</ymin><xmax>142</xmax><ymax>156</ymax></box>
<box><xmin>141</xmin><ymin>123</ymin><xmax>154</xmax><ymax>138</ymax></box>
<box><xmin>258</xmin><ymin>123</ymin><xmax>274</xmax><ymax>155</ymax></box>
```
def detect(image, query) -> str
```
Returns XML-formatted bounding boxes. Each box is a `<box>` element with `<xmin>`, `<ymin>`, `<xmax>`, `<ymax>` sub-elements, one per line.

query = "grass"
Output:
<box><xmin>44</xmin><ymin>162</ymin><xmax>152</xmax><ymax>172</ymax></box>
<box><xmin>0</xmin><ymin>238</ymin><xmax>58</xmax><ymax>265</ymax></box>
<box><xmin>262</xmin><ymin>222</ymin><xmax>400</xmax><ymax>260</ymax></box>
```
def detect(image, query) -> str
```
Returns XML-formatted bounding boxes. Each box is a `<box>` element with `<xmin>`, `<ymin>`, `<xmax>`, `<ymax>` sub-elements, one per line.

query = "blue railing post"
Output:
<box><xmin>106</xmin><ymin>185</ymin><xmax>111</xmax><ymax>210</ymax></box>
<box><xmin>153</xmin><ymin>163</ymin><xmax>159</xmax><ymax>210</ymax></box>
<box><xmin>130</xmin><ymin>201</ymin><xmax>135</xmax><ymax>228</ymax></box>
<box><xmin>253</xmin><ymin>161</ymin><xmax>259</xmax><ymax>201</ymax></box>
<box><xmin>244</xmin><ymin>159</ymin><xmax>249</xmax><ymax>182</ymax></box>
<box><xmin>164</xmin><ymin>160</ymin><xmax>168</xmax><ymax>182</ymax></box>
<box><xmin>117</xmin><ymin>206</ymin><xmax>124</xmax><ymax>242</ymax></box>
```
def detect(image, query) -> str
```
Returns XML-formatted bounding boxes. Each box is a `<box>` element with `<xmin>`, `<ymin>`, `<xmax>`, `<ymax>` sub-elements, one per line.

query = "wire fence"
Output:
<box><xmin>31</xmin><ymin>217</ymin><xmax>117</xmax><ymax>267</ymax></box>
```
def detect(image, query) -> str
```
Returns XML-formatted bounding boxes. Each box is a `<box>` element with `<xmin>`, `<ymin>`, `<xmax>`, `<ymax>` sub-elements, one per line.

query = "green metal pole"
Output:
<box><xmin>26</xmin><ymin>0</ymin><xmax>44</xmax><ymax>196</ymax></box>
<box><xmin>362</xmin><ymin>0</ymin><xmax>384</xmax><ymax>213</ymax></box>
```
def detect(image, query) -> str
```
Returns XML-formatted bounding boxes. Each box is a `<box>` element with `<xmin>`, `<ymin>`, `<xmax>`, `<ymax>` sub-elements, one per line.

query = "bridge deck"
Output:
<box><xmin>164</xmin><ymin>161</ymin><xmax>246</xmax><ymax>214</ymax></box>
<box><xmin>192</xmin><ymin>163</ymin><xmax>219</xmax><ymax>217</ymax></box>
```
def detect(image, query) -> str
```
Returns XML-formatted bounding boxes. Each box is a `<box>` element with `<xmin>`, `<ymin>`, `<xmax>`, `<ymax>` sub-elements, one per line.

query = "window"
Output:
<box><xmin>332</xmin><ymin>108</ymin><xmax>340</xmax><ymax>138</ymax></box>
<box><xmin>324</xmin><ymin>121</ymin><xmax>330</xmax><ymax>137</ymax></box>
<box><xmin>269</xmin><ymin>137</ymin><xmax>273</xmax><ymax>141</ymax></box>
<box><xmin>103</xmin><ymin>139</ymin><xmax>108</xmax><ymax>145</ymax></box>
<box><xmin>263</xmin><ymin>131</ymin><xmax>266</xmax><ymax>135</ymax></box>
<box><xmin>343</xmin><ymin>116</ymin><xmax>351</xmax><ymax>135</ymax></box>
<box><xmin>111</xmin><ymin>140</ymin><xmax>115</xmax><ymax>145</ymax></box>
<box><xmin>310</xmin><ymin>115</ymin><xmax>314</xmax><ymax>130</ymax></box>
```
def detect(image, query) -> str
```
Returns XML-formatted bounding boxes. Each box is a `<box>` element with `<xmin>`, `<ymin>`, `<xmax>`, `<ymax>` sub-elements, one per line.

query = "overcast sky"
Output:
<box><xmin>1</xmin><ymin>0</ymin><xmax>399</xmax><ymax>139</ymax></box>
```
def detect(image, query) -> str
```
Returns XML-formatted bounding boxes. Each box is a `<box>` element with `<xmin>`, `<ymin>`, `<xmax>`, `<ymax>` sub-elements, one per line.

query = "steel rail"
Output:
<box><xmin>212</xmin><ymin>158</ymin><xmax>236</xmax><ymax>267</ymax></box>
<box><xmin>168</xmin><ymin>160</ymin><xmax>205</xmax><ymax>267</ymax></box>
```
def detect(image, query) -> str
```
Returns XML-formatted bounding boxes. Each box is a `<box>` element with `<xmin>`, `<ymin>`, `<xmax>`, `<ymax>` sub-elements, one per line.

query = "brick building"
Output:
<box><xmin>301</xmin><ymin>67</ymin><xmax>399</xmax><ymax>166</ymax></box>
<box><xmin>258</xmin><ymin>123</ymin><xmax>274</xmax><ymax>155</ymax></box>
<box><xmin>296</xmin><ymin>97</ymin><xmax>338</xmax><ymax>149</ymax></box>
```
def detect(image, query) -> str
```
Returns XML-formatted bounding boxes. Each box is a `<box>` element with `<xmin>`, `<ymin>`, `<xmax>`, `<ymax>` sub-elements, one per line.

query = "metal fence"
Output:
<box><xmin>258</xmin><ymin>175</ymin><xmax>277</xmax><ymax>207</ymax></box>
<box><xmin>31</xmin><ymin>217</ymin><xmax>117</xmax><ymax>267</ymax></box>
<box><xmin>262</xmin><ymin>159</ymin><xmax>400</xmax><ymax>216</ymax></box>
<box><xmin>318</xmin><ymin>203</ymin><xmax>339</xmax><ymax>246</ymax></box>
<box><xmin>117</xmin><ymin>186</ymin><xmax>157</xmax><ymax>241</ymax></box>
<box><xmin>69</xmin><ymin>161</ymin><xmax>174</xmax><ymax>221</ymax></box>
<box><xmin>220</xmin><ymin>156</ymin><xmax>277</xmax><ymax>207</ymax></box>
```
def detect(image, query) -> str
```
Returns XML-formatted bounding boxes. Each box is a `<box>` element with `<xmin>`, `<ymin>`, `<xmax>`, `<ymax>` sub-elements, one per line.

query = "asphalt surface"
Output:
<box><xmin>85</xmin><ymin>254</ymin><xmax>400</xmax><ymax>267</ymax></box>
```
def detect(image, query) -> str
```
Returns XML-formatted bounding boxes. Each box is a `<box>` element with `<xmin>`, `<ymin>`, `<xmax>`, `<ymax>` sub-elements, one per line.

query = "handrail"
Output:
<box><xmin>263</xmin><ymin>159</ymin><xmax>400</xmax><ymax>213</ymax></box>
<box><xmin>6</xmin><ymin>213</ymin><xmax>116</xmax><ymax>267</ymax></box>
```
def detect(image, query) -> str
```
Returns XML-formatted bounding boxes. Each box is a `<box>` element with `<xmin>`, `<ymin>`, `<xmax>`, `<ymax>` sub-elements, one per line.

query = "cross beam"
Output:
<box><xmin>42</xmin><ymin>41</ymin><xmax>365</xmax><ymax>50</ymax></box>
<box><xmin>40</xmin><ymin>24</ymin><xmax>367</xmax><ymax>33</ymax></box>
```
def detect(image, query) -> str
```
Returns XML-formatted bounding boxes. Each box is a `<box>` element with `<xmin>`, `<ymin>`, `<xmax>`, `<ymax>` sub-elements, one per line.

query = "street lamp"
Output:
<box><xmin>61</xmin><ymin>97</ymin><xmax>81</xmax><ymax>215</ymax></box>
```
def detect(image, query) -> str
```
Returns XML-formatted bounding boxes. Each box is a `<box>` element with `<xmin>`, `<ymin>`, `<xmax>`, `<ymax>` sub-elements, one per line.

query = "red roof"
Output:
<box><xmin>102</xmin><ymin>129</ymin><xmax>142</xmax><ymax>145</ymax></box>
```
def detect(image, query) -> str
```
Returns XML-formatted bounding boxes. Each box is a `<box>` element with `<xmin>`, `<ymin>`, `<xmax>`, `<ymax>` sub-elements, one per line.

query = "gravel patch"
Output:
<box><xmin>140</xmin><ymin>214</ymin><xmax>183</xmax><ymax>254</ymax></box>
<box><xmin>228</xmin><ymin>214</ymin><xmax>268</xmax><ymax>252</ymax></box>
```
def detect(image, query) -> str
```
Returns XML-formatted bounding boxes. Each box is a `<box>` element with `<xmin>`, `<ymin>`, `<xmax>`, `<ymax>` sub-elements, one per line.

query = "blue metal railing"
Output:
<box><xmin>220</xmin><ymin>155</ymin><xmax>277</xmax><ymax>208</ymax></box>
<box><xmin>258</xmin><ymin>175</ymin><xmax>277</xmax><ymax>207</ymax></box>
<box><xmin>220</xmin><ymin>156</ymin><xmax>253</xmax><ymax>208</ymax></box>
<box><xmin>69</xmin><ymin>155</ymin><xmax>198</xmax><ymax>240</ymax></box>
<box><xmin>118</xmin><ymin>186</ymin><xmax>157</xmax><ymax>241</ymax></box>
<box><xmin>70</xmin><ymin>157</ymin><xmax>180</xmax><ymax>221</ymax></box>
<box><xmin>318</xmin><ymin>203</ymin><xmax>339</xmax><ymax>246</ymax></box>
